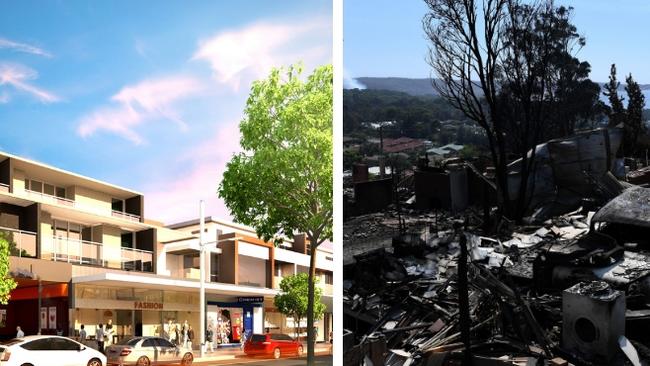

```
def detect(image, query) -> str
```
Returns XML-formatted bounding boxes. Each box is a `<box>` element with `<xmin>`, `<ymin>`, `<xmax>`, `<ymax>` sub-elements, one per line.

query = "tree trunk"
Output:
<box><xmin>306</xmin><ymin>234</ymin><xmax>318</xmax><ymax>366</ymax></box>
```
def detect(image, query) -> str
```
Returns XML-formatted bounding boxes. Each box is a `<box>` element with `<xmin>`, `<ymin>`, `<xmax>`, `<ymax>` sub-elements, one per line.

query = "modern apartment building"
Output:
<box><xmin>0</xmin><ymin>151</ymin><xmax>333</xmax><ymax>345</ymax></box>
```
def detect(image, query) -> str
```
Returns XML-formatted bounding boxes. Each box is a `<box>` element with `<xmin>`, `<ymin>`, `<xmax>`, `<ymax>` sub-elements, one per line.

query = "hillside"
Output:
<box><xmin>348</xmin><ymin>76</ymin><xmax>650</xmax><ymax>99</ymax></box>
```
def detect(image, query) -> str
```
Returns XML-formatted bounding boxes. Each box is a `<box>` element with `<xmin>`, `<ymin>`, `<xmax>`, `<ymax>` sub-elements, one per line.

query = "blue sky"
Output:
<box><xmin>0</xmin><ymin>1</ymin><xmax>332</xmax><ymax>224</ymax></box>
<box><xmin>345</xmin><ymin>0</ymin><xmax>650</xmax><ymax>84</ymax></box>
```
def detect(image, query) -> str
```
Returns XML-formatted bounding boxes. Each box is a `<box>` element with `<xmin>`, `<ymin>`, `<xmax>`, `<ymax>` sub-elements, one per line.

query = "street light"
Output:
<box><xmin>198</xmin><ymin>201</ymin><xmax>241</xmax><ymax>358</ymax></box>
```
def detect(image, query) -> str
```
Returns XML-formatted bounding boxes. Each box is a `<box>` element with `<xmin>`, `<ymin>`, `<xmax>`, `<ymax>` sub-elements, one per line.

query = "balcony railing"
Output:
<box><xmin>49</xmin><ymin>236</ymin><xmax>104</xmax><ymax>266</ymax></box>
<box><xmin>25</xmin><ymin>189</ymin><xmax>75</xmax><ymax>206</ymax></box>
<box><xmin>111</xmin><ymin>210</ymin><xmax>140</xmax><ymax>222</ymax></box>
<box><xmin>121</xmin><ymin>247</ymin><xmax>153</xmax><ymax>272</ymax></box>
<box><xmin>23</xmin><ymin>188</ymin><xmax>140</xmax><ymax>222</ymax></box>
<box><xmin>0</xmin><ymin>183</ymin><xmax>9</xmax><ymax>193</ymax></box>
<box><xmin>44</xmin><ymin>236</ymin><xmax>153</xmax><ymax>272</ymax></box>
<box><xmin>0</xmin><ymin>226</ymin><xmax>37</xmax><ymax>258</ymax></box>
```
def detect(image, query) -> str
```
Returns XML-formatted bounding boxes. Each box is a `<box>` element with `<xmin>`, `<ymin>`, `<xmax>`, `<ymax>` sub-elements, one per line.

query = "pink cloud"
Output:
<box><xmin>192</xmin><ymin>19</ymin><xmax>331</xmax><ymax>90</ymax></box>
<box><xmin>143</xmin><ymin>121</ymin><xmax>241</xmax><ymax>224</ymax></box>
<box><xmin>77</xmin><ymin>76</ymin><xmax>204</xmax><ymax>144</ymax></box>
<box><xmin>0</xmin><ymin>37</ymin><xmax>52</xmax><ymax>58</ymax></box>
<box><xmin>0</xmin><ymin>63</ymin><xmax>60</xmax><ymax>103</ymax></box>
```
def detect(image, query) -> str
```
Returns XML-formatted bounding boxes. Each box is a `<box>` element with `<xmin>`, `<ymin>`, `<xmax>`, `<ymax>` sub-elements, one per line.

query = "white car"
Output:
<box><xmin>0</xmin><ymin>335</ymin><xmax>106</xmax><ymax>366</ymax></box>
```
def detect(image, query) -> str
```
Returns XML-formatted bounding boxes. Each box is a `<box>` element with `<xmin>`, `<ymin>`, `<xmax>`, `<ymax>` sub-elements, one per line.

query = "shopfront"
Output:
<box><xmin>71</xmin><ymin>284</ymin><xmax>200</xmax><ymax>344</ymax></box>
<box><xmin>207</xmin><ymin>297</ymin><xmax>263</xmax><ymax>345</ymax></box>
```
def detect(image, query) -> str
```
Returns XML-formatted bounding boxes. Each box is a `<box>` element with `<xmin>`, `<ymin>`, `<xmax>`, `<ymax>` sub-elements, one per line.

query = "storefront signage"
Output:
<box><xmin>134</xmin><ymin>301</ymin><xmax>164</xmax><ymax>310</ymax></box>
<box><xmin>48</xmin><ymin>307</ymin><xmax>56</xmax><ymax>329</ymax></box>
<box><xmin>238</xmin><ymin>297</ymin><xmax>263</xmax><ymax>303</ymax></box>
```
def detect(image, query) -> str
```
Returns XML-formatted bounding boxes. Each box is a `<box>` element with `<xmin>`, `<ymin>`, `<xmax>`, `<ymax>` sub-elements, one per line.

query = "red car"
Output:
<box><xmin>243</xmin><ymin>333</ymin><xmax>304</xmax><ymax>359</ymax></box>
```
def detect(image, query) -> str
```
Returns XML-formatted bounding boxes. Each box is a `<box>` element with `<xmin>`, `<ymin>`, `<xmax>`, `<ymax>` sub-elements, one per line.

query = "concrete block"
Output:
<box><xmin>562</xmin><ymin>281</ymin><xmax>625</xmax><ymax>364</ymax></box>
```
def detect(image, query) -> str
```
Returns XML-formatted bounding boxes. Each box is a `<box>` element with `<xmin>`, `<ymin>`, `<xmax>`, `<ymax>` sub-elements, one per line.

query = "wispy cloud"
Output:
<box><xmin>192</xmin><ymin>19</ymin><xmax>331</xmax><ymax>90</ymax></box>
<box><xmin>144</xmin><ymin>121</ymin><xmax>241</xmax><ymax>223</ymax></box>
<box><xmin>77</xmin><ymin>76</ymin><xmax>204</xmax><ymax>145</ymax></box>
<box><xmin>0</xmin><ymin>63</ymin><xmax>61</xmax><ymax>103</ymax></box>
<box><xmin>0</xmin><ymin>37</ymin><xmax>52</xmax><ymax>58</ymax></box>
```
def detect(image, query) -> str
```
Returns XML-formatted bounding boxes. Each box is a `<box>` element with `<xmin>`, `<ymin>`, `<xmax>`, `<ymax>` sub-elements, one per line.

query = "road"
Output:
<box><xmin>193</xmin><ymin>355</ymin><xmax>333</xmax><ymax>366</ymax></box>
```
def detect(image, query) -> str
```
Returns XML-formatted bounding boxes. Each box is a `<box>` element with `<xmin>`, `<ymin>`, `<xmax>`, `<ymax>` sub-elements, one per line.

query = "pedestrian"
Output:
<box><xmin>329</xmin><ymin>331</ymin><xmax>333</xmax><ymax>353</ymax></box>
<box><xmin>79</xmin><ymin>324</ymin><xmax>87</xmax><ymax>344</ymax></box>
<box><xmin>206</xmin><ymin>326</ymin><xmax>214</xmax><ymax>353</ymax></box>
<box><xmin>165</xmin><ymin>319</ymin><xmax>173</xmax><ymax>341</ymax></box>
<box><xmin>187</xmin><ymin>325</ymin><xmax>194</xmax><ymax>350</ymax></box>
<box><xmin>96</xmin><ymin>323</ymin><xmax>105</xmax><ymax>354</ymax></box>
<box><xmin>105</xmin><ymin>319</ymin><xmax>114</xmax><ymax>347</ymax></box>
<box><xmin>16</xmin><ymin>326</ymin><xmax>24</xmax><ymax>338</ymax></box>
<box><xmin>182</xmin><ymin>320</ymin><xmax>189</xmax><ymax>348</ymax></box>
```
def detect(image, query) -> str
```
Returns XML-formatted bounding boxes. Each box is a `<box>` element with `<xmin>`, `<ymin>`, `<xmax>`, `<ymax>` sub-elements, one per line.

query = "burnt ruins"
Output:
<box><xmin>344</xmin><ymin>127</ymin><xmax>650</xmax><ymax>365</ymax></box>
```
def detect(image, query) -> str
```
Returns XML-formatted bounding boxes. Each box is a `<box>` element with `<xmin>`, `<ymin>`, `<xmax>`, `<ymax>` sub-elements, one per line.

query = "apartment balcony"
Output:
<box><xmin>0</xmin><ymin>226</ymin><xmax>37</xmax><ymax>258</ymax></box>
<box><xmin>169</xmin><ymin>268</ymin><xmax>201</xmax><ymax>280</ymax></box>
<box><xmin>42</xmin><ymin>236</ymin><xmax>153</xmax><ymax>272</ymax></box>
<box><xmin>22</xmin><ymin>188</ymin><xmax>141</xmax><ymax>223</ymax></box>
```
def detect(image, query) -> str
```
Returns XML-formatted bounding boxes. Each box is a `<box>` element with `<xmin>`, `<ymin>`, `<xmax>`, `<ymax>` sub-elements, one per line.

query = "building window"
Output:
<box><xmin>112</xmin><ymin>198</ymin><xmax>124</xmax><ymax>212</ymax></box>
<box><xmin>323</xmin><ymin>272</ymin><xmax>333</xmax><ymax>285</ymax></box>
<box><xmin>26</xmin><ymin>178</ymin><xmax>66</xmax><ymax>198</ymax></box>
<box><xmin>183</xmin><ymin>255</ymin><xmax>200</xmax><ymax>269</ymax></box>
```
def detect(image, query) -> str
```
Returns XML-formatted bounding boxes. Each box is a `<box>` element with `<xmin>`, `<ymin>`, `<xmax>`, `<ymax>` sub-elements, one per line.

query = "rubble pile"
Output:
<box><xmin>344</xmin><ymin>204</ymin><xmax>650</xmax><ymax>365</ymax></box>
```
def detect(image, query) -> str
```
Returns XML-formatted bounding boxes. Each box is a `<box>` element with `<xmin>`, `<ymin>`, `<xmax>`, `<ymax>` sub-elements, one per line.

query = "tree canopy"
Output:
<box><xmin>273</xmin><ymin>273</ymin><xmax>326</xmax><ymax>337</ymax></box>
<box><xmin>218</xmin><ymin>64</ymin><xmax>333</xmax><ymax>246</ymax></box>
<box><xmin>0</xmin><ymin>232</ymin><xmax>17</xmax><ymax>305</ymax></box>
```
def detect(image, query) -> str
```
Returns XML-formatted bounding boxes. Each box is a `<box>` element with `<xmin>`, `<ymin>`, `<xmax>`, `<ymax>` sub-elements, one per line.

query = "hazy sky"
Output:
<box><xmin>0</xmin><ymin>1</ymin><xmax>332</xmax><ymax>224</ymax></box>
<box><xmin>345</xmin><ymin>0</ymin><xmax>650</xmax><ymax>84</ymax></box>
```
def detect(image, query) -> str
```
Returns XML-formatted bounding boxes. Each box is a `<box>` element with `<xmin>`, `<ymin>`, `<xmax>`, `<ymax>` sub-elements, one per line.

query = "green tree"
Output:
<box><xmin>604</xmin><ymin>64</ymin><xmax>626</xmax><ymax>128</ymax></box>
<box><xmin>274</xmin><ymin>273</ymin><xmax>325</xmax><ymax>340</ymax></box>
<box><xmin>218</xmin><ymin>64</ymin><xmax>332</xmax><ymax>365</ymax></box>
<box><xmin>0</xmin><ymin>231</ymin><xmax>17</xmax><ymax>304</ymax></box>
<box><xmin>624</xmin><ymin>73</ymin><xmax>646</xmax><ymax>157</ymax></box>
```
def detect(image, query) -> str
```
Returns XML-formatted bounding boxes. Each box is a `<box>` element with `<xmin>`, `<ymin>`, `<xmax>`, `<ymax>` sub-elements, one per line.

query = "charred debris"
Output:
<box><xmin>343</xmin><ymin>128</ymin><xmax>650</xmax><ymax>365</ymax></box>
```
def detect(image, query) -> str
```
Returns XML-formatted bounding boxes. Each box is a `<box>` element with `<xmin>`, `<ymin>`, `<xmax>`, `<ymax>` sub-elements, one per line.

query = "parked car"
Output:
<box><xmin>0</xmin><ymin>335</ymin><xmax>106</xmax><ymax>366</ymax></box>
<box><xmin>243</xmin><ymin>333</ymin><xmax>303</xmax><ymax>359</ymax></box>
<box><xmin>105</xmin><ymin>337</ymin><xmax>193</xmax><ymax>366</ymax></box>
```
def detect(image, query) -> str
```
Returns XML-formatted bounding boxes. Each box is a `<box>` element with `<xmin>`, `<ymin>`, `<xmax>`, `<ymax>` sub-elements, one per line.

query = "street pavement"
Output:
<box><xmin>193</xmin><ymin>354</ymin><xmax>333</xmax><ymax>366</ymax></box>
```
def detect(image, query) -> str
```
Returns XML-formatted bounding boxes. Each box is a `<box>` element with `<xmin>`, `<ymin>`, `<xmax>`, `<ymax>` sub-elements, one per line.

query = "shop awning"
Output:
<box><xmin>72</xmin><ymin>272</ymin><xmax>276</xmax><ymax>297</ymax></box>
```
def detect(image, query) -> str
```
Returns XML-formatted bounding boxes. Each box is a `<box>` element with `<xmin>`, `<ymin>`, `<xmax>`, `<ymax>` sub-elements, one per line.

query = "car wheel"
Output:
<box><xmin>20</xmin><ymin>364</ymin><xmax>34</xmax><ymax>366</ymax></box>
<box><xmin>136</xmin><ymin>356</ymin><xmax>151</xmax><ymax>366</ymax></box>
<box><xmin>298</xmin><ymin>345</ymin><xmax>304</xmax><ymax>356</ymax></box>
<box><xmin>88</xmin><ymin>358</ymin><xmax>102</xmax><ymax>366</ymax></box>
<box><xmin>181</xmin><ymin>352</ymin><xmax>194</xmax><ymax>365</ymax></box>
<box><xmin>273</xmin><ymin>347</ymin><xmax>281</xmax><ymax>359</ymax></box>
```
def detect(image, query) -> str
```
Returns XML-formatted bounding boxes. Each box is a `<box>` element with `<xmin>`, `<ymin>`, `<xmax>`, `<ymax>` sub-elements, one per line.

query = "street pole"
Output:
<box><xmin>37</xmin><ymin>277</ymin><xmax>42</xmax><ymax>335</ymax></box>
<box><xmin>199</xmin><ymin>200</ymin><xmax>206</xmax><ymax>358</ymax></box>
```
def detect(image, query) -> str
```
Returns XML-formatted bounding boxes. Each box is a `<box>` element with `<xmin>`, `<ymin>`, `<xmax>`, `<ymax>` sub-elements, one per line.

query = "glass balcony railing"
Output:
<box><xmin>46</xmin><ymin>236</ymin><xmax>105</xmax><ymax>266</ymax></box>
<box><xmin>43</xmin><ymin>236</ymin><xmax>153</xmax><ymax>272</ymax></box>
<box><xmin>111</xmin><ymin>210</ymin><xmax>141</xmax><ymax>222</ymax></box>
<box><xmin>121</xmin><ymin>247</ymin><xmax>153</xmax><ymax>272</ymax></box>
<box><xmin>23</xmin><ymin>188</ymin><xmax>141</xmax><ymax>222</ymax></box>
<box><xmin>0</xmin><ymin>226</ymin><xmax>37</xmax><ymax>258</ymax></box>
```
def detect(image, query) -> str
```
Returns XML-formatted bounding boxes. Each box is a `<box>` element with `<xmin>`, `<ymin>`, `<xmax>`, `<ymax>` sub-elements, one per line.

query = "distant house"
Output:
<box><xmin>427</xmin><ymin>143</ymin><xmax>465</xmax><ymax>157</ymax></box>
<box><xmin>382</xmin><ymin>137</ymin><xmax>426</xmax><ymax>153</ymax></box>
